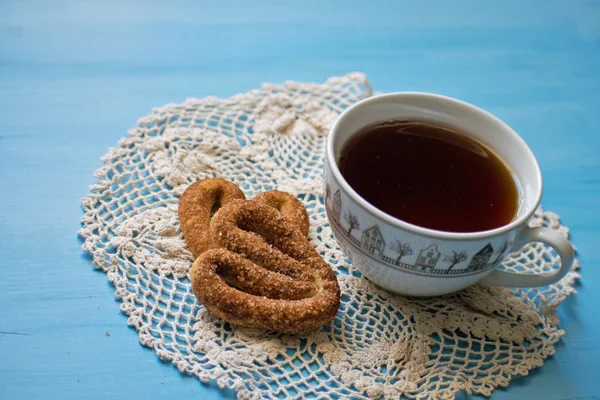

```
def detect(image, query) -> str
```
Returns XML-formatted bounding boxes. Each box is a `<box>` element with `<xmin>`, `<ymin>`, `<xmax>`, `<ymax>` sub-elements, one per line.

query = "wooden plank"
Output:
<box><xmin>1</xmin><ymin>1</ymin><xmax>599</xmax><ymax>399</ymax></box>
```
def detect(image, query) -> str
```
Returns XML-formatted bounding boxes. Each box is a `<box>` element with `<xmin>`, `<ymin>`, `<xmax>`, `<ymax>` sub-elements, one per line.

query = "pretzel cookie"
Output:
<box><xmin>178</xmin><ymin>178</ymin><xmax>246</xmax><ymax>257</ymax></box>
<box><xmin>190</xmin><ymin>199</ymin><xmax>340</xmax><ymax>334</ymax></box>
<box><xmin>255</xmin><ymin>190</ymin><xmax>310</xmax><ymax>237</ymax></box>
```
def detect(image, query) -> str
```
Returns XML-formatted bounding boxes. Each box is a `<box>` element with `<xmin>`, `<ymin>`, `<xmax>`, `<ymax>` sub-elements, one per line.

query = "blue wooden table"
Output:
<box><xmin>1</xmin><ymin>1</ymin><xmax>599</xmax><ymax>399</ymax></box>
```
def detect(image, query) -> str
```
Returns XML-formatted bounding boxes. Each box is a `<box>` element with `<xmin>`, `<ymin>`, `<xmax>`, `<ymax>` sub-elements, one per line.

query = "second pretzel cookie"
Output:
<box><xmin>179</xmin><ymin>178</ymin><xmax>246</xmax><ymax>258</ymax></box>
<box><xmin>179</xmin><ymin>179</ymin><xmax>312</xmax><ymax>258</ymax></box>
<box><xmin>254</xmin><ymin>190</ymin><xmax>310</xmax><ymax>237</ymax></box>
<box><xmin>190</xmin><ymin>199</ymin><xmax>340</xmax><ymax>334</ymax></box>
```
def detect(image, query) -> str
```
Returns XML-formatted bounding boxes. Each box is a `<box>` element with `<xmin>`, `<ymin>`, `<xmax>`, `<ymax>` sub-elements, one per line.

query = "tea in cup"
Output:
<box><xmin>324</xmin><ymin>92</ymin><xmax>574</xmax><ymax>296</ymax></box>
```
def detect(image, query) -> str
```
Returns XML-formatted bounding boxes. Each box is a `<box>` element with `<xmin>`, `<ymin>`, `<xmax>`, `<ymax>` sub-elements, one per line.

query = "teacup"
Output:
<box><xmin>323</xmin><ymin>92</ymin><xmax>574</xmax><ymax>297</ymax></box>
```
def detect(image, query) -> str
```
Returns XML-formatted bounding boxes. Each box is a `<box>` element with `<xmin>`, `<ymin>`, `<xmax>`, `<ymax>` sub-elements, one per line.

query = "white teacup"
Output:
<box><xmin>323</xmin><ymin>92</ymin><xmax>574</xmax><ymax>297</ymax></box>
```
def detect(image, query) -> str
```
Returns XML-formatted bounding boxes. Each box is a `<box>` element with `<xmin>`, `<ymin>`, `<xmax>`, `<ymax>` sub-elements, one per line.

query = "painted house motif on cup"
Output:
<box><xmin>415</xmin><ymin>244</ymin><xmax>441</xmax><ymax>272</ymax></box>
<box><xmin>492</xmin><ymin>241</ymin><xmax>510</xmax><ymax>265</ymax></box>
<box><xmin>466</xmin><ymin>243</ymin><xmax>494</xmax><ymax>272</ymax></box>
<box><xmin>324</xmin><ymin>186</ymin><xmax>502</xmax><ymax>277</ymax></box>
<box><xmin>331</xmin><ymin>189</ymin><xmax>342</xmax><ymax>222</ymax></box>
<box><xmin>361</xmin><ymin>225</ymin><xmax>386</xmax><ymax>258</ymax></box>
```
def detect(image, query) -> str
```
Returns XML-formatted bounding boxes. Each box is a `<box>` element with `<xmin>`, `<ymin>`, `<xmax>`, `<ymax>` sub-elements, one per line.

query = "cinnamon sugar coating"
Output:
<box><xmin>254</xmin><ymin>190</ymin><xmax>310</xmax><ymax>237</ymax></box>
<box><xmin>190</xmin><ymin>200</ymin><xmax>340</xmax><ymax>334</ymax></box>
<box><xmin>178</xmin><ymin>178</ymin><xmax>246</xmax><ymax>257</ymax></box>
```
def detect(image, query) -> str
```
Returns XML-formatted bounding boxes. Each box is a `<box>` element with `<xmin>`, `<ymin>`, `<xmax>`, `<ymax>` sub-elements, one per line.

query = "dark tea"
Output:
<box><xmin>338</xmin><ymin>120</ymin><xmax>518</xmax><ymax>233</ymax></box>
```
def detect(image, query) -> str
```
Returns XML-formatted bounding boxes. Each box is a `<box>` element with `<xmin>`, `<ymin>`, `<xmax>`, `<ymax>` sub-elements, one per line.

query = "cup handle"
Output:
<box><xmin>480</xmin><ymin>226</ymin><xmax>574</xmax><ymax>287</ymax></box>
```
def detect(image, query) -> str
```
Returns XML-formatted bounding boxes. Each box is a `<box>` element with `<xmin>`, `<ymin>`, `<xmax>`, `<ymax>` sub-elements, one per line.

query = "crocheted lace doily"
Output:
<box><xmin>79</xmin><ymin>73</ymin><xmax>580</xmax><ymax>399</ymax></box>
